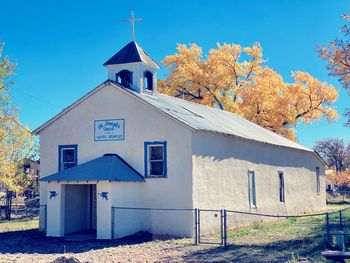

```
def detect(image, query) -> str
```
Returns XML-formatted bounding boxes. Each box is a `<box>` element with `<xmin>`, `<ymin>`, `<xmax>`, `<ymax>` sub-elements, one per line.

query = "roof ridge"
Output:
<box><xmin>134</xmin><ymin>42</ymin><xmax>161</xmax><ymax>68</ymax></box>
<box><xmin>155</xmin><ymin>92</ymin><xmax>311</xmax><ymax>151</ymax></box>
<box><xmin>131</xmin><ymin>41</ymin><xmax>142</xmax><ymax>63</ymax></box>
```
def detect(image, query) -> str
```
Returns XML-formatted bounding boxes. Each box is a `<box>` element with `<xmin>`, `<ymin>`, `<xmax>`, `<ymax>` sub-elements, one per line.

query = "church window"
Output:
<box><xmin>116</xmin><ymin>70</ymin><xmax>133</xmax><ymax>88</ymax></box>
<box><xmin>144</xmin><ymin>141</ymin><xmax>167</xmax><ymax>178</ymax></box>
<box><xmin>248</xmin><ymin>170</ymin><xmax>256</xmax><ymax>208</ymax></box>
<box><xmin>278</xmin><ymin>171</ymin><xmax>285</xmax><ymax>203</ymax></box>
<box><xmin>58</xmin><ymin>145</ymin><xmax>78</xmax><ymax>171</ymax></box>
<box><xmin>144</xmin><ymin>71</ymin><xmax>153</xmax><ymax>91</ymax></box>
<box><xmin>316</xmin><ymin>167</ymin><xmax>320</xmax><ymax>194</ymax></box>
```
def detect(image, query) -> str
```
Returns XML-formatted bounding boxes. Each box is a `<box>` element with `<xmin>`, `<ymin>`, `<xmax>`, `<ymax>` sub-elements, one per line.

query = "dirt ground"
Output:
<box><xmin>0</xmin><ymin>229</ymin><xmax>227</xmax><ymax>263</ymax></box>
<box><xmin>1</xmin><ymin>211</ymin><xmax>338</xmax><ymax>263</ymax></box>
<box><xmin>0</xmin><ymin>228</ymin><xmax>324</xmax><ymax>263</ymax></box>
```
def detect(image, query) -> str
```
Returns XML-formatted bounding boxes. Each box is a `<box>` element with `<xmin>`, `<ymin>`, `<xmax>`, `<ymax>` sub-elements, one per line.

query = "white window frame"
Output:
<box><xmin>145</xmin><ymin>141</ymin><xmax>167</xmax><ymax>178</ymax></box>
<box><xmin>279</xmin><ymin>171</ymin><xmax>285</xmax><ymax>203</ymax></box>
<box><xmin>248</xmin><ymin>170</ymin><xmax>257</xmax><ymax>208</ymax></box>
<box><xmin>59</xmin><ymin>145</ymin><xmax>77</xmax><ymax>171</ymax></box>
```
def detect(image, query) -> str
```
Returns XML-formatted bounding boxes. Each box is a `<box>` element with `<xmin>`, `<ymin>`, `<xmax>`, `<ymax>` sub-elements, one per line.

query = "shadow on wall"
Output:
<box><xmin>192</xmin><ymin>133</ymin><xmax>321</xmax><ymax>172</ymax></box>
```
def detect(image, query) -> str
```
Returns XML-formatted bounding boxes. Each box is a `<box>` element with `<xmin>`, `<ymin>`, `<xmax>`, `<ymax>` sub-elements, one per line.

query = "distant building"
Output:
<box><xmin>23</xmin><ymin>159</ymin><xmax>40</xmax><ymax>184</ymax></box>
<box><xmin>22</xmin><ymin>159</ymin><xmax>40</xmax><ymax>198</ymax></box>
<box><xmin>0</xmin><ymin>159</ymin><xmax>39</xmax><ymax>194</ymax></box>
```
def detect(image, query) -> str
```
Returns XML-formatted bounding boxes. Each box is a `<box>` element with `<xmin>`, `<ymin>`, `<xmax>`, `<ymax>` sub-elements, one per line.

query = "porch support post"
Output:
<box><xmin>39</xmin><ymin>181</ymin><xmax>48</xmax><ymax>232</ymax></box>
<box><xmin>96</xmin><ymin>181</ymin><xmax>112</xmax><ymax>239</ymax></box>
<box><xmin>46</xmin><ymin>182</ymin><xmax>65</xmax><ymax>237</ymax></box>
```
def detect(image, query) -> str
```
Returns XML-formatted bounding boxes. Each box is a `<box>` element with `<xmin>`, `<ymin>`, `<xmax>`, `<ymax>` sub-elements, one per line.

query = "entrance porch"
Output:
<box><xmin>46</xmin><ymin>181</ymin><xmax>112</xmax><ymax>239</ymax></box>
<box><xmin>41</xmin><ymin>154</ymin><xmax>144</xmax><ymax>239</ymax></box>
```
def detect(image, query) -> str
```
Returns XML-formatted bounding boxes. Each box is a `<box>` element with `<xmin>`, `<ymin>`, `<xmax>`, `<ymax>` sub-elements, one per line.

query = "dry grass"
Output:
<box><xmin>1</xmin><ymin>205</ymin><xmax>349</xmax><ymax>262</ymax></box>
<box><xmin>0</xmin><ymin>217</ymin><xmax>38</xmax><ymax>232</ymax></box>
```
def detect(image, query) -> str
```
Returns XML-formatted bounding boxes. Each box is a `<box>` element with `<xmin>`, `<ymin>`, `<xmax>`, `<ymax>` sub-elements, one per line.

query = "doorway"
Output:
<box><xmin>64</xmin><ymin>184</ymin><xmax>97</xmax><ymax>237</ymax></box>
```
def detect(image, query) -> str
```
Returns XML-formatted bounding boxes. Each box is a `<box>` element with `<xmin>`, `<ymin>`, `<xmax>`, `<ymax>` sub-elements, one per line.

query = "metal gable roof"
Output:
<box><xmin>33</xmin><ymin>79</ymin><xmax>313</xmax><ymax>153</ymax></box>
<box><xmin>40</xmin><ymin>154</ymin><xmax>145</xmax><ymax>182</ymax></box>
<box><xmin>127</xmin><ymin>88</ymin><xmax>312</xmax><ymax>152</ymax></box>
<box><xmin>103</xmin><ymin>41</ymin><xmax>160</xmax><ymax>69</ymax></box>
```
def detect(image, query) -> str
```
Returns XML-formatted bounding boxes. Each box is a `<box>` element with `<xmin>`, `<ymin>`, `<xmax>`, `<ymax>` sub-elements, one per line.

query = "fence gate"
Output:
<box><xmin>198</xmin><ymin>209</ymin><xmax>223</xmax><ymax>245</ymax></box>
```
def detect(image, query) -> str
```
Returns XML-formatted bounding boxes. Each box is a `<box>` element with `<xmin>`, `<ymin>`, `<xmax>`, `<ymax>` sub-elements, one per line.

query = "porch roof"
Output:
<box><xmin>40</xmin><ymin>154</ymin><xmax>145</xmax><ymax>182</ymax></box>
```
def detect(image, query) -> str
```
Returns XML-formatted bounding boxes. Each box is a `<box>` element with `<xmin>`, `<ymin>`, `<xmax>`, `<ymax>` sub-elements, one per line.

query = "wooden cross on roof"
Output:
<box><xmin>123</xmin><ymin>10</ymin><xmax>142</xmax><ymax>41</ymax></box>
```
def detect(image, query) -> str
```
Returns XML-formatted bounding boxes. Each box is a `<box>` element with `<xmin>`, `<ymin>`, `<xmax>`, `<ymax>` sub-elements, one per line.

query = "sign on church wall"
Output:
<box><xmin>94</xmin><ymin>119</ymin><xmax>125</xmax><ymax>141</ymax></box>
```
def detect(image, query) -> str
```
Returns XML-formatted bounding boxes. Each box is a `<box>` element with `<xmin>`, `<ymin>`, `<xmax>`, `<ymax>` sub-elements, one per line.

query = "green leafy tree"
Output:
<box><xmin>0</xmin><ymin>43</ymin><xmax>35</xmax><ymax>219</ymax></box>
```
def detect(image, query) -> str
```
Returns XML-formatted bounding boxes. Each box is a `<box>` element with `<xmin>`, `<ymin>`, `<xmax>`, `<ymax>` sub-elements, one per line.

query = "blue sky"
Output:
<box><xmin>1</xmin><ymin>0</ymin><xmax>349</xmax><ymax>148</ymax></box>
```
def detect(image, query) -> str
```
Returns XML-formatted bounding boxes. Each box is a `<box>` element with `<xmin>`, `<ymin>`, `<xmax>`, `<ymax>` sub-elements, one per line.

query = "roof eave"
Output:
<box><xmin>313</xmin><ymin>150</ymin><xmax>328</xmax><ymax>168</ymax></box>
<box><xmin>32</xmin><ymin>80</ymin><xmax>112</xmax><ymax>135</ymax></box>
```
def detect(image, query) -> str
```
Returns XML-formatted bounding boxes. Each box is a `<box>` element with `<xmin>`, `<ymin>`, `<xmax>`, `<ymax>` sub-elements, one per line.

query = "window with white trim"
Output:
<box><xmin>279</xmin><ymin>171</ymin><xmax>285</xmax><ymax>203</ymax></box>
<box><xmin>145</xmin><ymin>141</ymin><xmax>167</xmax><ymax>177</ymax></box>
<box><xmin>59</xmin><ymin>145</ymin><xmax>77</xmax><ymax>171</ymax></box>
<box><xmin>248</xmin><ymin>170</ymin><xmax>256</xmax><ymax>208</ymax></box>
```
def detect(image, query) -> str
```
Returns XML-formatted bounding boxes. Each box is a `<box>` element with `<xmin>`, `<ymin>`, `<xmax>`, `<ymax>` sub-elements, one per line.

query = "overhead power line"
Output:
<box><xmin>11</xmin><ymin>88</ymin><xmax>62</xmax><ymax>109</ymax></box>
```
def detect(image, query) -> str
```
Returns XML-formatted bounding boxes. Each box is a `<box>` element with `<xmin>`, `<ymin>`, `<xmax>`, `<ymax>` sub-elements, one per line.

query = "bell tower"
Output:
<box><xmin>103</xmin><ymin>11</ymin><xmax>160</xmax><ymax>93</ymax></box>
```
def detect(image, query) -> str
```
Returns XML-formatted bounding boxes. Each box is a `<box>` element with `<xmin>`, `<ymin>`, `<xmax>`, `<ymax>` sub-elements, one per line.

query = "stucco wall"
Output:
<box><xmin>111</xmin><ymin>182</ymin><xmax>143</xmax><ymax>238</ymax></box>
<box><xmin>46</xmin><ymin>182</ymin><xmax>65</xmax><ymax>237</ymax></box>
<box><xmin>192</xmin><ymin>131</ymin><xmax>326</xmax><ymax>215</ymax></box>
<box><xmin>39</xmin><ymin>84</ymin><xmax>193</xmax><ymax>237</ymax></box>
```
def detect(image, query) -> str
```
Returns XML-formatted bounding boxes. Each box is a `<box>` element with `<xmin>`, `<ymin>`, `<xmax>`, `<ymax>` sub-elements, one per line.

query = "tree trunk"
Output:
<box><xmin>5</xmin><ymin>189</ymin><xmax>13</xmax><ymax>220</ymax></box>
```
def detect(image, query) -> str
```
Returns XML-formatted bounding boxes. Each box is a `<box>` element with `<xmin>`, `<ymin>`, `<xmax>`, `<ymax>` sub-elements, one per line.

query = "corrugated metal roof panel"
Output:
<box><xmin>129</xmin><ymin>90</ymin><xmax>312</xmax><ymax>152</ymax></box>
<box><xmin>40</xmin><ymin>154</ymin><xmax>145</xmax><ymax>182</ymax></box>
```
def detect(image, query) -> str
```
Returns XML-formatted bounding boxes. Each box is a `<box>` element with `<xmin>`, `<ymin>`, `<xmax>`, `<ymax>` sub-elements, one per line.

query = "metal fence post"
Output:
<box><xmin>325</xmin><ymin>212</ymin><xmax>330</xmax><ymax>249</ymax></box>
<box><xmin>220</xmin><ymin>209</ymin><xmax>224</xmax><ymax>246</ymax></box>
<box><xmin>223</xmin><ymin>209</ymin><xmax>227</xmax><ymax>248</ymax></box>
<box><xmin>340</xmin><ymin>210</ymin><xmax>343</xmax><ymax>231</ymax></box>
<box><xmin>198</xmin><ymin>209</ymin><xmax>201</xmax><ymax>244</ymax></box>
<box><xmin>194</xmin><ymin>208</ymin><xmax>198</xmax><ymax>245</ymax></box>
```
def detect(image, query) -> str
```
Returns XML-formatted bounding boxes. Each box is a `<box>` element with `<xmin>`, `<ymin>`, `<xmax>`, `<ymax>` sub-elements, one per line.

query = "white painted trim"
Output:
<box><xmin>32</xmin><ymin>81</ymin><xmax>110</xmax><ymax>134</ymax></box>
<box><xmin>32</xmin><ymin>80</ymin><xmax>196</xmax><ymax>135</ymax></box>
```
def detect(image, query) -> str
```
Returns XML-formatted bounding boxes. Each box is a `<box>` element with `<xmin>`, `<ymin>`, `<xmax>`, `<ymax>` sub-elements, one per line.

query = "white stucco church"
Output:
<box><xmin>34</xmin><ymin>19</ymin><xmax>326</xmax><ymax>239</ymax></box>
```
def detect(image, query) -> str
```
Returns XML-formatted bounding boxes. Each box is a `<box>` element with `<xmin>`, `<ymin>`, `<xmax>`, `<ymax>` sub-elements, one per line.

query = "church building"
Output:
<box><xmin>34</xmin><ymin>17</ymin><xmax>326</xmax><ymax>240</ymax></box>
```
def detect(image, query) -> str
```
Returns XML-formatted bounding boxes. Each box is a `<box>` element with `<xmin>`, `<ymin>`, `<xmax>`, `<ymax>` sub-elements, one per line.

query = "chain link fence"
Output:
<box><xmin>198</xmin><ymin>209</ymin><xmax>223</xmax><ymax>245</ymax></box>
<box><xmin>325</xmin><ymin>208</ymin><xmax>350</xmax><ymax>250</ymax></box>
<box><xmin>112</xmin><ymin>207</ymin><xmax>195</xmax><ymax>242</ymax></box>
<box><xmin>111</xmin><ymin>205</ymin><xmax>350</xmax><ymax>254</ymax></box>
<box><xmin>225</xmin><ymin>209</ymin><xmax>327</xmax><ymax>255</ymax></box>
<box><xmin>327</xmin><ymin>190</ymin><xmax>350</xmax><ymax>204</ymax></box>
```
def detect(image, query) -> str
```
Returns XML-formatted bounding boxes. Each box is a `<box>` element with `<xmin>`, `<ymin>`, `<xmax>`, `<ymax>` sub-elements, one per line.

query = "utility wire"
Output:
<box><xmin>11</xmin><ymin>88</ymin><xmax>62</xmax><ymax>109</ymax></box>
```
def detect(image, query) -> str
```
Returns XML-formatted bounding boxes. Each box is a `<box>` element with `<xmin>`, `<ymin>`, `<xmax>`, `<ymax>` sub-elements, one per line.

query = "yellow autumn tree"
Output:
<box><xmin>318</xmin><ymin>14</ymin><xmax>350</xmax><ymax>126</ymax></box>
<box><xmin>160</xmin><ymin>43</ymin><xmax>338</xmax><ymax>141</ymax></box>
<box><xmin>318</xmin><ymin>14</ymin><xmax>350</xmax><ymax>91</ymax></box>
<box><xmin>0</xmin><ymin>43</ymin><xmax>35</xmax><ymax>218</ymax></box>
<box><xmin>327</xmin><ymin>170</ymin><xmax>350</xmax><ymax>187</ymax></box>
